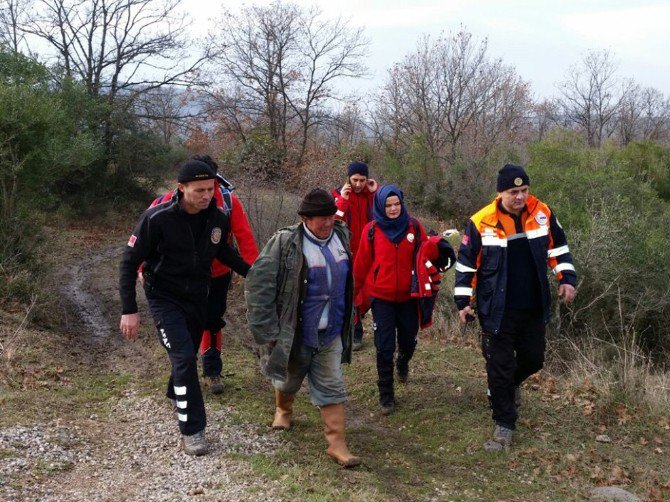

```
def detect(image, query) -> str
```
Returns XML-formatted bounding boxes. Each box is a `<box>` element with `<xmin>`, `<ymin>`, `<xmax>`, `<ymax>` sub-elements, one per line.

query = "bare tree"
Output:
<box><xmin>288</xmin><ymin>9</ymin><xmax>367</xmax><ymax>165</ymax></box>
<box><xmin>205</xmin><ymin>1</ymin><xmax>368</xmax><ymax>176</ymax></box>
<box><xmin>14</xmin><ymin>0</ymin><xmax>211</xmax><ymax>168</ymax></box>
<box><xmin>0</xmin><ymin>0</ymin><xmax>30</xmax><ymax>53</ymax></box>
<box><xmin>557</xmin><ymin>50</ymin><xmax>632</xmax><ymax>147</ymax></box>
<box><xmin>372</xmin><ymin>30</ymin><xmax>530</xmax><ymax>165</ymax></box>
<box><xmin>532</xmin><ymin>98</ymin><xmax>561</xmax><ymax>141</ymax></box>
<box><xmin>23</xmin><ymin>0</ymin><xmax>210</xmax><ymax>102</ymax></box>
<box><xmin>616</xmin><ymin>81</ymin><xmax>644</xmax><ymax>145</ymax></box>
<box><xmin>638</xmin><ymin>87</ymin><xmax>670</xmax><ymax>142</ymax></box>
<box><xmin>134</xmin><ymin>86</ymin><xmax>193</xmax><ymax>145</ymax></box>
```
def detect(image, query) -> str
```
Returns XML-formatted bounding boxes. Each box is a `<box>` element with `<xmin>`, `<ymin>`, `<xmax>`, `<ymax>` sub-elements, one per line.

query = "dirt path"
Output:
<box><xmin>1</xmin><ymin>239</ymin><xmax>284</xmax><ymax>501</ymax></box>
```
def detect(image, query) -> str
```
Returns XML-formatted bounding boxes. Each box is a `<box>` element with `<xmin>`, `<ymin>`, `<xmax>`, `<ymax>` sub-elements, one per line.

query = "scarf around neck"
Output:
<box><xmin>373</xmin><ymin>184</ymin><xmax>410</xmax><ymax>244</ymax></box>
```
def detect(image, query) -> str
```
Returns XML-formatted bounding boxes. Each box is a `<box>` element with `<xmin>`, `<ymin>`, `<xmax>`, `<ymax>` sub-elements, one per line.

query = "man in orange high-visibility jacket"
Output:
<box><xmin>454</xmin><ymin>164</ymin><xmax>576</xmax><ymax>451</ymax></box>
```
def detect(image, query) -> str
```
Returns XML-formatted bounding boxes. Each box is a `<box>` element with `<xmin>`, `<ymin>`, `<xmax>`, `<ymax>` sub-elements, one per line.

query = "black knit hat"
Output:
<box><xmin>497</xmin><ymin>164</ymin><xmax>530</xmax><ymax>192</ymax></box>
<box><xmin>347</xmin><ymin>161</ymin><xmax>369</xmax><ymax>177</ymax></box>
<box><xmin>191</xmin><ymin>154</ymin><xmax>219</xmax><ymax>173</ymax></box>
<box><xmin>298</xmin><ymin>189</ymin><xmax>337</xmax><ymax>217</ymax></box>
<box><xmin>177</xmin><ymin>160</ymin><xmax>216</xmax><ymax>183</ymax></box>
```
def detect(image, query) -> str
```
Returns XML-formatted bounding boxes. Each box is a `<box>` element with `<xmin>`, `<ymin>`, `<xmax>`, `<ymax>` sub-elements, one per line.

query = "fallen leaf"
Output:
<box><xmin>640</xmin><ymin>437</ymin><xmax>649</xmax><ymax>446</ymax></box>
<box><xmin>610</xmin><ymin>465</ymin><xmax>628</xmax><ymax>483</ymax></box>
<box><xmin>596</xmin><ymin>435</ymin><xmax>612</xmax><ymax>443</ymax></box>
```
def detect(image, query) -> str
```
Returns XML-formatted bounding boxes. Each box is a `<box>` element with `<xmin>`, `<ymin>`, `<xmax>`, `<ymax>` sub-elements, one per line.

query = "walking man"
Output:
<box><xmin>145</xmin><ymin>155</ymin><xmax>259</xmax><ymax>394</ymax></box>
<box><xmin>454</xmin><ymin>164</ymin><xmax>577</xmax><ymax>450</ymax></box>
<box><xmin>332</xmin><ymin>161</ymin><xmax>377</xmax><ymax>350</ymax></box>
<box><xmin>245</xmin><ymin>189</ymin><xmax>361</xmax><ymax>467</ymax></box>
<box><xmin>119</xmin><ymin>160</ymin><xmax>251</xmax><ymax>455</ymax></box>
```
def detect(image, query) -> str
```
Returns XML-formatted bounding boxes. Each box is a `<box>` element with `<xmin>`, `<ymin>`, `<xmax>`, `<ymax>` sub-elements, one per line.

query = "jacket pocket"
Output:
<box><xmin>481</xmin><ymin>246</ymin><xmax>501</xmax><ymax>272</ymax></box>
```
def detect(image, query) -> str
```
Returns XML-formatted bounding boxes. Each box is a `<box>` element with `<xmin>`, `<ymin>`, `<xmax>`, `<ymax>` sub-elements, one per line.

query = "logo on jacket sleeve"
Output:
<box><xmin>535</xmin><ymin>211</ymin><xmax>548</xmax><ymax>225</ymax></box>
<box><xmin>461</xmin><ymin>234</ymin><xmax>470</xmax><ymax>246</ymax></box>
<box><xmin>211</xmin><ymin>227</ymin><xmax>222</xmax><ymax>244</ymax></box>
<box><xmin>127</xmin><ymin>235</ymin><xmax>137</xmax><ymax>247</ymax></box>
<box><xmin>407</xmin><ymin>233</ymin><xmax>415</xmax><ymax>243</ymax></box>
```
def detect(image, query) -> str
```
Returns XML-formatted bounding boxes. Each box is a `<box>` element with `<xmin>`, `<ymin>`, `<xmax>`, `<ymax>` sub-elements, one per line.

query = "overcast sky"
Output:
<box><xmin>184</xmin><ymin>0</ymin><xmax>670</xmax><ymax>99</ymax></box>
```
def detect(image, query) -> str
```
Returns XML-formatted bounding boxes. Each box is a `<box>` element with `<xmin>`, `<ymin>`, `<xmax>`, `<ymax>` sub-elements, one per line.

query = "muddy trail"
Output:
<box><xmin>60</xmin><ymin>244</ymin><xmax>123</xmax><ymax>344</ymax></box>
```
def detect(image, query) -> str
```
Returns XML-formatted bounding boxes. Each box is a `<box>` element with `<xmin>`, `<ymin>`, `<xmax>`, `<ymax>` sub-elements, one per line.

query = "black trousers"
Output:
<box><xmin>148</xmin><ymin>290</ymin><xmax>207</xmax><ymax>436</ymax></box>
<box><xmin>371</xmin><ymin>298</ymin><xmax>419</xmax><ymax>406</ymax></box>
<box><xmin>481</xmin><ymin>309</ymin><xmax>545</xmax><ymax>429</ymax></box>
<box><xmin>201</xmin><ymin>273</ymin><xmax>232</xmax><ymax>377</ymax></box>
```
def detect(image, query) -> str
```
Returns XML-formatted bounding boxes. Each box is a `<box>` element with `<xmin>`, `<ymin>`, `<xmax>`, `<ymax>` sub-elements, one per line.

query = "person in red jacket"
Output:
<box><xmin>144</xmin><ymin>155</ymin><xmax>259</xmax><ymax>394</ymax></box>
<box><xmin>332</xmin><ymin>161</ymin><xmax>378</xmax><ymax>350</ymax></box>
<box><xmin>353</xmin><ymin>184</ymin><xmax>427</xmax><ymax>415</ymax></box>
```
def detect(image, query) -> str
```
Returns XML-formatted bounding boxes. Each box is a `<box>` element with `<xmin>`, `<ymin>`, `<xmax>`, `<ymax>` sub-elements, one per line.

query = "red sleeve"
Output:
<box><xmin>353</xmin><ymin>222</ymin><xmax>374</xmax><ymax>300</ymax></box>
<box><xmin>149</xmin><ymin>190</ymin><xmax>173</xmax><ymax>208</ymax></box>
<box><xmin>230</xmin><ymin>194</ymin><xmax>259</xmax><ymax>264</ymax></box>
<box><xmin>416</xmin><ymin>219</ymin><xmax>428</xmax><ymax>243</ymax></box>
<box><xmin>332</xmin><ymin>187</ymin><xmax>349</xmax><ymax>221</ymax></box>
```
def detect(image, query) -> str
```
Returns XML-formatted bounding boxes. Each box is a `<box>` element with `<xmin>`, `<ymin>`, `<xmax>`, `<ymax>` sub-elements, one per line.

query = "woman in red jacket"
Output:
<box><xmin>354</xmin><ymin>184</ymin><xmax>427</xmax><ymax>415</ymax></box>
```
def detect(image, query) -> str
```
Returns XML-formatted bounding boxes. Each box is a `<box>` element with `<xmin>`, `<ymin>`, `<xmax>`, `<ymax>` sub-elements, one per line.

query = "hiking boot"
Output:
<box><xmin>182</xmin><ymin>430</ymin><xmax>208</xmax><ymax>456</ymax></box>
<box><xmin>483</xmin><ymin>424</ymin><xmax>513</xmax><ymax>452</ymax></box>
<box><xmin>380</xmin><ymin>401</ymin><xmax>396</xmax><ymax>416</ymax></box>
<box><xmin>208</xmin><ymin>376</ymin><xmax>224</xmax><ymax>395</ymax></box>
<box><xmin>352</xmin><ymin>338</ymin><xmax>363</xmax><ymax>351</ymax></box>
<box><xmin>493</xmin><ymin>424</ymin><xmax>513</xmax><ymax>446</ymax></box>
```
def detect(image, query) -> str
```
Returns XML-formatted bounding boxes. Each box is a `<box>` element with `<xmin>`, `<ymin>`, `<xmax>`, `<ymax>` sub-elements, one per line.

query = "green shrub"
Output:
<box><xmin>528</xmin><ymin>131</ymin><xmax>670</xmax><ymax>357</ymax></box>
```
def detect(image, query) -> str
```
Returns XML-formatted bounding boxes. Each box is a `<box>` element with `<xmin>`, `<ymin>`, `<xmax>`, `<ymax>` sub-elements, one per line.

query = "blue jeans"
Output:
<box><xmin>272</xmin><ymin>336</ymin><xmax>347</xmax><ymax>407</ymax></box>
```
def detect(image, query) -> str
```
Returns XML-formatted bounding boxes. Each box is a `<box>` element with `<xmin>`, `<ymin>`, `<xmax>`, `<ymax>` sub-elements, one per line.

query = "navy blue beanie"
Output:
<box><xmin>497</xmin><ymin>164</ymin><xmax>530</xmax><ymax>192</ymax></box>
<box><xmin>347</xmin><ymin>161</ymin><xmax>369</xmax><ymax>177</ymax></box>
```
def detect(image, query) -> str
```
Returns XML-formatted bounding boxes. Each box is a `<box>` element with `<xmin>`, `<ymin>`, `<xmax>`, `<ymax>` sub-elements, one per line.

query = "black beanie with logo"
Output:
<box><xmin>497</xmin><ymin>164</ymin><xmax>530</xmax><ymax>192</ymax></box>
<box><xmin>177</xmin><ymin>160</ymin><xmax>216</xmax><ymax>183</ymax></box>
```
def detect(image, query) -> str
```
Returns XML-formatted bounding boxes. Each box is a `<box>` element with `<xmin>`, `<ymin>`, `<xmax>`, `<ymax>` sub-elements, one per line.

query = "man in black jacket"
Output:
<box><xmin>119</xmin><ymin>159</ymin><xmax>251</xmax><ymax>456</ymax></box>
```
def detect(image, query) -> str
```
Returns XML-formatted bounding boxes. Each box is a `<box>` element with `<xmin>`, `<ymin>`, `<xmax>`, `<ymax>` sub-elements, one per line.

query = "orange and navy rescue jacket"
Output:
<box><xmin>454</xmin><ymin>194</ymin><xmax>576</xmax><ymax>334</ymax></box>
<box><xmin>148</xmin><ymin>184</ymin><xmax>258</xmax><ymax>278</ymax></box>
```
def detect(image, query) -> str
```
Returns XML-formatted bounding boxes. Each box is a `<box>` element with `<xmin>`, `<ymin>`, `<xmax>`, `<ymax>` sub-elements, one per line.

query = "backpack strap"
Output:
<box><xmin>220</xmin><ymin>188</ymin><xmax>233</xmax><ymax>216</ymax></box>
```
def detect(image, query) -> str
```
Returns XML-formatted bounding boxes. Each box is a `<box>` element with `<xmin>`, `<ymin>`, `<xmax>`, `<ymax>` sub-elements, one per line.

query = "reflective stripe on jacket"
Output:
<box><xmin>454</xmin><ymin>194</ymin><xmax>577</xmax><ymax>334</ymax></box>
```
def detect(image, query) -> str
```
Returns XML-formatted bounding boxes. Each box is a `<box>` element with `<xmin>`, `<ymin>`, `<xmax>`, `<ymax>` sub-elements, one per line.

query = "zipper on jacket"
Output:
<box><xmin>395</xmin><ymin>243</ymin><xmax>399</xmax><ymax>302</ymax></box>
